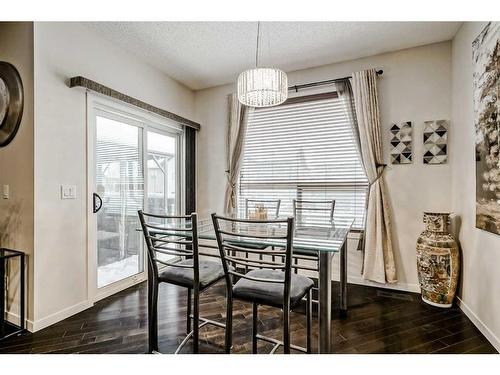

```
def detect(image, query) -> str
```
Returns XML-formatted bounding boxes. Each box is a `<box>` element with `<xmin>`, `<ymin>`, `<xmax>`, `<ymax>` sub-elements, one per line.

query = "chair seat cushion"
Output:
<box><xmin>233</xmin><ymin>269</ymin><xmax>314</xmax><ymax>308</ymax></box>
<box><xmin>158</xmin><ymin>259</ymin><xmax>225</xmax><ymax>289</ymax></box>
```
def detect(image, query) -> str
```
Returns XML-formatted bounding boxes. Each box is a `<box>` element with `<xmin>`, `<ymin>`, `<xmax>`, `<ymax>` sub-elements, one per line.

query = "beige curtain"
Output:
<box><xmin>224</xmin><ymin>93</ymin><xmax>248</xmax><ymax>214</ymax></box>
<box><xmin>350</xmin><ymin>69</ymin><xmax>397</xmax><ymax>284</ymax></box>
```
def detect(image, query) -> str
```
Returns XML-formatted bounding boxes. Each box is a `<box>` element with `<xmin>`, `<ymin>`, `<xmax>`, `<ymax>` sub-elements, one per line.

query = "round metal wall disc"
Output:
<box><xmin>0</xmin><ymin>61</ymin><xmax>24</xmax><ymax>147</ymax></box>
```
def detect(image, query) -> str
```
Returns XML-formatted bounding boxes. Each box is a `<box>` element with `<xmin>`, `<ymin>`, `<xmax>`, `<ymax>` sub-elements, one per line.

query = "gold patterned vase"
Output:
<box><xmin>416</xmin><ymin>212</ymin><xmax>459</xmax><ymax>308</ymax></box>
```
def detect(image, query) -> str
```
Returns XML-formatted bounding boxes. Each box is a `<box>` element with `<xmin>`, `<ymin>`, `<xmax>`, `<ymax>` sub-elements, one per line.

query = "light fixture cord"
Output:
<box><xmin>255</xmin><ymin>21</ymin><xmax>260</xmax><ymax>67</ymax></box>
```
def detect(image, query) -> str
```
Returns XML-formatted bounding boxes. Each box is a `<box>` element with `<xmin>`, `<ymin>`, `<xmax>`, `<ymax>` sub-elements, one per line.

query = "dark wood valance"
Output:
<box><xmin>69</xmin><ymin>76</ymin><xmax>200</xmax><ymax>130</ymax></box>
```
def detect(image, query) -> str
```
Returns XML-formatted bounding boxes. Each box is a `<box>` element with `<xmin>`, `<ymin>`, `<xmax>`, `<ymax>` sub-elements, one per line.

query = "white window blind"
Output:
<box><xmin>238</xmin><ymin>93</ymin><xmax>368</xmax><ymax>229</ymax></box>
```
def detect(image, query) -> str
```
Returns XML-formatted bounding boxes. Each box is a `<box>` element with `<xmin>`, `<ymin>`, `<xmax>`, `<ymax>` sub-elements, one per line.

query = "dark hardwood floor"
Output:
<box><xmin>0</xmin><ymin>281</ymin><xmax>497</xmax><ymax>354</ymax></box>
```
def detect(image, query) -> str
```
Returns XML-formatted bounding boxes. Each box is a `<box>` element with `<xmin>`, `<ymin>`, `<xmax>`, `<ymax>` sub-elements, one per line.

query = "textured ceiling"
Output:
<box><xmin>84</xmin><ymin>22</ymin><xmax>461</xmax><ymax>90</ymax></box>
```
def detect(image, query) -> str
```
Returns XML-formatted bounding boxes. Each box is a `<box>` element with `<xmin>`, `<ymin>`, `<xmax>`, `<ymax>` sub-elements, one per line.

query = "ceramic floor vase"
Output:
<box><xmin>416</xmin><ymin>212</ymin><xmax>459</xmax><ymax>308</ymax></box>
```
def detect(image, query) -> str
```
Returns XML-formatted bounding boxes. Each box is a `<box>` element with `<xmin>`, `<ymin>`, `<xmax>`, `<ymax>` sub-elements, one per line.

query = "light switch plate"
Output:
<box><xmin>2</xmin><ymin>185</ymin><xmax>9</xmax><ymax>199</ymax></box>
<box><xmin>61</xmin><ymin>185</ymin><xmax>76</xmax><ymax>199</ymax></box>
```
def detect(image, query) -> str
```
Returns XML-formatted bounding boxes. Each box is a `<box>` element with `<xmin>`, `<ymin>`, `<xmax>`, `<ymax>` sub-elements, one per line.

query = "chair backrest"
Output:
<box><xmin>138</xmin><ymin>210</ymin><xmax>199</xmax><ymax>285</ymax></box>
<box><xmin>211</xmin><ymin>213</ymin><xmax>295</xmax><ymax>308</ymax></box>
<box><xmin>244</xmin><ymin>198</ymin><xmax>281</xmax><ymax>219</ymax></box>
<box><xmin>292</xmin><ymin>199</ymin><xmax>335</xmax><ymax>226</ymax></box>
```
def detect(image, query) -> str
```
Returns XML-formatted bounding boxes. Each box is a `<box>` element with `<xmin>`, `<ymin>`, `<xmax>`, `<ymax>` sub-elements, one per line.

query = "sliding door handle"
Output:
<box><xmin>93</xmin><ymin>193</ymin><xmax>103</xmax><ymax>213</ymax></box>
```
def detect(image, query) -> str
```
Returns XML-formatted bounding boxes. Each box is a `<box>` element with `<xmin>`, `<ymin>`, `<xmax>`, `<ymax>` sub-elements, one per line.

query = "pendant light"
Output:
<box><xmin>237</xmin><ymin>22</ymin><xmax>288</xmax><ymax>107</ymax></box>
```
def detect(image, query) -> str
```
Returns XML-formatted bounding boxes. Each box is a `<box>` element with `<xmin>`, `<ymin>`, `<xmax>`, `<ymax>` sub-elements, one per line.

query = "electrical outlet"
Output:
<box><xmin>2</xmin><ymin>184</ymin><xmax>9</xmax><ymax>199</ymax></box>
<box><xmin>61</xmin><ymin>185</ymin><xmax>76</xmax><ymax>199</ymax></box>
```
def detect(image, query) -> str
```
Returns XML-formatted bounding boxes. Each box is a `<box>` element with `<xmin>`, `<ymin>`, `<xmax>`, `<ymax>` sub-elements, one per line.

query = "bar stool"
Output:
<box><xmin>138</xmin><ymin>211</ymin><xmax>226</xmax><ymax>354</ymax></box>
<box><xmin>212</xmin><ymin>213</ymin><xmax>314</xmax><ymax>354</ymax></box>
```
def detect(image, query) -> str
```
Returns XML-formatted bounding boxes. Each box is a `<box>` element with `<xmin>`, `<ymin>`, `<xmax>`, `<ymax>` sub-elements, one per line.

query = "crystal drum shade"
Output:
<box><xmin>237</xmin><ymin>68</ymin><xmax>288</xmax><ymax>107</ymax></box>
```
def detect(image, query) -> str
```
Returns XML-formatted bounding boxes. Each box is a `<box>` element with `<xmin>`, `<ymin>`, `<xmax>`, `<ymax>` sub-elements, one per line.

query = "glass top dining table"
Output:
<box><xmin>195</xmin><ymin>216</ymin><xmax>354</xmax><ymax>253</ymax></box>
<box><xmin>142</xmin><ymin>215</ymin><xmax>354</xmax><ymax>353</ymax></box>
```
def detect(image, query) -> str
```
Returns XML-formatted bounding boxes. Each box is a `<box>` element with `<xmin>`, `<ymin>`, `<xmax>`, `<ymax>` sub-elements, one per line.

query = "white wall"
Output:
<box><xmin>0</xmin><ymin>22</ymin><xmax>34</xmax><ymax>323</ymax></box>
<box><xmin>194</xmin><ymin>42</ymin><xmax>453</xmax><ymax>292</ymax></box>
<box><xmin>32</xmin><ymin>22</ymin><xmax>195</xmax><ymax>330</ymax></box>
<box><xmin>450</xmin><ymin>22</ymin><xmax>500</xmax><ymax>351</ymax></box>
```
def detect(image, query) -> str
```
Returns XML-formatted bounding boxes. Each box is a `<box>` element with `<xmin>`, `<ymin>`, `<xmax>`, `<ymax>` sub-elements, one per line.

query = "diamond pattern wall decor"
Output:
<box><xmin>390</xmin><ymin>121</ymin><xmax>412</xmax><ymax>164</ymax></box>
<box><xmin>423</xmin><ymin>120</ymin><xmax>448</xmax><ymax>164</ymax></box>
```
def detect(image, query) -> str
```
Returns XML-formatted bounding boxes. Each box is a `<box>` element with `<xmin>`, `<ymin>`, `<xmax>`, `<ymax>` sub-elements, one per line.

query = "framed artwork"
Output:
<box><xmin>0</xmin><ymin>61</ymin><xmax>24</xmax><ymax>147</ymax></box>
<box><xmin>473</xmin><ymin>22</ymin><xmax>499</xmax><ymax>235</ymax></box>
<box><xmin>390</xmin><ymin>121</ymin><xmax>412</xmax><ymax>164</ymax></box>
<box><xmin>423</xmin><ymin>120</ymin><xmax>448</xmax><ymax>164</ymax></box>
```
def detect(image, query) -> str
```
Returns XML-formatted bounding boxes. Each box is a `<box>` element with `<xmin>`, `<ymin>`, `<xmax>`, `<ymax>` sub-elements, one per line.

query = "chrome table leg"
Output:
<box><xmin>340</xmin><ymin>241</ymin><xmax>348</xmax><ymax>318</ymax></box>
<box><xmin>318</xmin><ymin>251</ymin><xmax>332</xmax><ymax>353</ymax></box>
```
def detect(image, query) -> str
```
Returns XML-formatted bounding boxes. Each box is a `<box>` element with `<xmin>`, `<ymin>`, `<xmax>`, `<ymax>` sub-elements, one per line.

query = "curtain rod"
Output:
<box><xmin>288</xmin><ymin>69</ymin><xmax>383</xmax><ymax>92</ymax></box>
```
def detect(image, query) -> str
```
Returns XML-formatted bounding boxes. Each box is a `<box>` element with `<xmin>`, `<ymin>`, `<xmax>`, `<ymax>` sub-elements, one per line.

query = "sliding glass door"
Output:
<box><xmin>95</xmin><ymin>115</ymin><xmax>144</xmax><ymax>289</ymax></box>
<box><xmin>88</xmin><ymin>96</ymin><xmax>183</xmax><ymax>300</ymax></box>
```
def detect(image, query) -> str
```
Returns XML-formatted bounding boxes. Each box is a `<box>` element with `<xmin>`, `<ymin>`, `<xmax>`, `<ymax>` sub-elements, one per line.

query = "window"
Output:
<box><xmin>147</xmin><ymin>130</ymin><xmax>178</xmax><ymax>216</ymax></box>
<box><xmin>238</xmin><ymin>92</ymin><xmax>368</xmax><ymax>229</ymax></box>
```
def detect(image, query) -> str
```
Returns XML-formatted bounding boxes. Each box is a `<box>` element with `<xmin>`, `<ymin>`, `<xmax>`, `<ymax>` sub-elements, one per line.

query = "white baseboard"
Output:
<box><xmin>456</xmin><ymin>296</ymin><xmax>500</xmax><ymax>352</ymax></box>
<box><xmin>29</xmin><ymin>300</ymin><xmax>94</xmax><ymax>332</ymax></box>
<box><xmin>3</xmin><ymin>275</ymin><xmax>146</xmax><ymax>333</ymax></box>
<box><xmin>344</xmin><ymin>275</ymin><xmax>421</xmax><ymax>293</ymax></box>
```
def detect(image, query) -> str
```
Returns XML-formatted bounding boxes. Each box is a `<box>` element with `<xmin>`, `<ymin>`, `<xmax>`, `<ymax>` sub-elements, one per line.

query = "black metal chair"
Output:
<box><xmin>211</xmin><ymin>213</ymin><xmax>314</xmax><ymax>354</ymax></box>
<box><xmin>240</xmin><ymin>199</ymin><xmax>281</xmax><ymax>267</ymax></box>
<box><xmin>293</xmin><ymin>199</ymin><xmax>335</xmax><ymax>227</ymax></box>
<box><xmin>245</xmin><ymin>198</ymin><xmax>281</xmax><ymax>219</ymax></box>
<box><xmin>292</xmin><ymin>199</ymin><xmax>335</xmax><ymax>272</ymax></box>
<box><xmin>291</xmin><ymin>199</ymin><xmax>336</xmax><ymax>309</ymax></box>
<box><xmin>138</xmin><ymin>210</ymin><xmax>226</xmax><ymax>354</ymax></box>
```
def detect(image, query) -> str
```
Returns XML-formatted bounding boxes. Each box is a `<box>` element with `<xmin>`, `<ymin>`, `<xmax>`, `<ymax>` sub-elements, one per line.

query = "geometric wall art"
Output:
<box><xmin>423</xmin><ymin>120</ymin><xmax>448</xmax><ymax>164</ymax></box>
<box><xmin>473</xmin><ymin>21</ymin><xmax>499</xmax><ymax>235</ymax></box>
<box><xmin>390</xmin><ymin>121</ymin><xmax>412</xmax><ymax>164</ymax></box>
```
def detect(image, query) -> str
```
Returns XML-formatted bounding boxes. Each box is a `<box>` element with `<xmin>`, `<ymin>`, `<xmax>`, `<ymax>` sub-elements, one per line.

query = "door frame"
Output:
<box><xmin>86</xmin><ymin>93</ymin><xmax>184</xmax><ymax>303</ymax></box>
